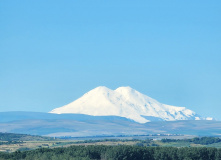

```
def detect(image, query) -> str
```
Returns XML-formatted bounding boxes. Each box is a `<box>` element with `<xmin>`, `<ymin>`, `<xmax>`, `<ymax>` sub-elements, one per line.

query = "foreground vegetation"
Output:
<box><xmin>1</xmin><ymin>145</ymin><xmax>221</xmax><ymax>160</ymax></box>
<box><xmin>1</xmin><ymin>133</ymin><xmax>221</xmax><ymax>159</ymax></box>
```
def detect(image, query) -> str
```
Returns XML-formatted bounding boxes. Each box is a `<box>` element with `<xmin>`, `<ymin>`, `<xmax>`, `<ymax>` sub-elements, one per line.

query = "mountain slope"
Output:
<box><xmin>50</xmin><ymin>86</ymin><xmax>202</xmax><ymax>123</ymax></box>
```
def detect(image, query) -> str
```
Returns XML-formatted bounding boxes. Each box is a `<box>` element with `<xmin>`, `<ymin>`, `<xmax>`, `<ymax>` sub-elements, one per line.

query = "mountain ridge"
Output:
<box><xmin>50</xmin><ymin>86</ymin><xmax>207</xmax><ymax>123</ymax></box>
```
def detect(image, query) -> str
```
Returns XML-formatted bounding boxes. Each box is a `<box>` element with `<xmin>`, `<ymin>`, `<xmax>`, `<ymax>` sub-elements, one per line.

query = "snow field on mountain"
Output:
<box><xmin>50</xmin><ymin>86</ymin><xmax>201</xmax><ymax>123</ymax></box>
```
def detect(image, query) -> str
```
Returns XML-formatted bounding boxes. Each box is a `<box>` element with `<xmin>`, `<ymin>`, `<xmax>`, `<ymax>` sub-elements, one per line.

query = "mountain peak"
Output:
<box><xmin>50</xmin><ymin>86</ymin><xmax>204</xmax><ymax>123</ymax></box>
<box><xmin>91</xmin><ymin>86</ymin><xmax>111</xmax><ymax>91</ymax></box>
<box><xmin>92</xmin><ymin>86</ymin><xmax>135</xmax><ymax>92</ymax></box>
<box><xmin>115</xmin><ymin>86</ymin><xmax>135</xmax><ymax>92</ymax></box>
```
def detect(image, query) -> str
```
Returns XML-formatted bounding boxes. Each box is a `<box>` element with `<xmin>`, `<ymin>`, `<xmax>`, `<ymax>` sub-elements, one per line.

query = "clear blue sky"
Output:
<box><xmin>0</xmin><ymin>0</ymin><xmax>221</xmax><ymax>119</ymax></box>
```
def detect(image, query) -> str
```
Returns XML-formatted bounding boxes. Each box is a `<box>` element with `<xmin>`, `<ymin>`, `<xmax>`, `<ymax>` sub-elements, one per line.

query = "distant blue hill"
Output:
<box><xmin>0</xmin><ymin>111</ymin><xmax>134</xmax><ymax>123</ymax></box>
<box><xmin>0</xmin><ymin>111</ymin><xmax>221</xmax><ymax>137</ymax></box>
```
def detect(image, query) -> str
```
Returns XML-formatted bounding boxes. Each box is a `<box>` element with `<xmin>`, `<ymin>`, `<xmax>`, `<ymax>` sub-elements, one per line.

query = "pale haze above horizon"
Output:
<box><xmin>0</xmin><ymin>1</ymin><xmax>221</xmax><ymax>120</ymax></box>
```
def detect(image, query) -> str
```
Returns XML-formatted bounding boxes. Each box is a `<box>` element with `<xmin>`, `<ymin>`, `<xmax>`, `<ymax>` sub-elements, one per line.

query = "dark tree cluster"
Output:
<box><xmin>1</xmin><ymin>145</ymin><xmax>221</xmax><ymax>160</ymax></box>
<box><xmin>161</xmin><ymin>137</ymin><xmax>221</xmax><ymax>145</ymax></box>
<box><xmin>0</xmin><ymin>141</ymin><xmax>22</xmax><ymax>145</ymax></box>
<box><xmin>191</xmin><ymin>137</ymin><xmax>221</xmax><ymax>145</ymax></box>
<box><xmin>0</xmin><ymin>133</ymin><xmax>25</xmax><ymax>141</ymax></box>
<box><xmin>0</xmin><ymin>132</ymin><xmax>53</xmax><ymax>142</ymax></box>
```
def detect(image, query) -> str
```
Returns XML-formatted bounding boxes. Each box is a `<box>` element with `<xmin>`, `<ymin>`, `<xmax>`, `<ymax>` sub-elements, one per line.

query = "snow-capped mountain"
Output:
<box><xmin>50</xmin><ymin>86</ymin><xmax>203</xmax><ymax>123</ymax></box>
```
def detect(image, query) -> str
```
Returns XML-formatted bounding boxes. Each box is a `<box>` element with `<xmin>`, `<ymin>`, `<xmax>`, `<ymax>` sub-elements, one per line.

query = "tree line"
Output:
<box><xmin>161</xmin><ymin>137</ymin><xmax>221</xmax><ymax>145</ymax></box>
<box><xmin>0</xmin><ymin>132</ymin><xmax>53</xmax><ymax>141</ymax></box>
<box><xmin>0</xmin><ymin>145</ymin><xmax>221</xmax><ymax>160</ymax></box>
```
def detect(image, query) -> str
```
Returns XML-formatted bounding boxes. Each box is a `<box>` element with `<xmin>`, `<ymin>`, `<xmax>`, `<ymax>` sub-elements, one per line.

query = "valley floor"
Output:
<box><xmin>1</xmin><ymin>135</ymin><xmax>221</xmax><ymax>153</ymax></box>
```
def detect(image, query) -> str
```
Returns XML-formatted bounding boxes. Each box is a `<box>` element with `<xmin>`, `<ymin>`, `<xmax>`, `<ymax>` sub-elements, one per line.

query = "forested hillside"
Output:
<box><xmin>0</xmin><ymin>145</ymin><xmax>221</xmax><ymax>160</ymax></box>
<box><xmin>0</xmin><ymin>132</ymin><xmax>53</xmax><ymax>141</ymax></box>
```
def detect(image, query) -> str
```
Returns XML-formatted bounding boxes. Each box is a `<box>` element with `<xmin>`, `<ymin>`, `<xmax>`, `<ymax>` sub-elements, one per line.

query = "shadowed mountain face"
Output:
<box><xmin>50</xmin><ymin>86</ymin><xmax>205</xmax><ymax>123</ymax></box>
<box><xmin>0</xmin><ymin>112</ymin><xmax>220</xmax><ymax>137</ymax></box>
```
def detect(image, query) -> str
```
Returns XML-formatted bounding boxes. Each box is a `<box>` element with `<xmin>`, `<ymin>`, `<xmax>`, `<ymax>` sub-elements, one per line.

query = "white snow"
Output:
<box><xmin>195</xmin><ymin>117</ymin><xmax>201</xmax><ymax>120</ymax></box>
<box><xmin>206</xmin><ymin>117</ymin><xmax>214</xmax><ymax>120</ymax></box>
<box><xmin>50</xmin><ymin>86</ymin><xmax>202</xmax><ymax>123</ymax></box>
